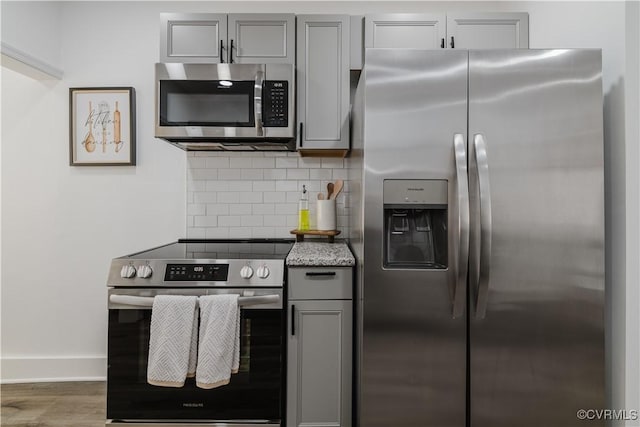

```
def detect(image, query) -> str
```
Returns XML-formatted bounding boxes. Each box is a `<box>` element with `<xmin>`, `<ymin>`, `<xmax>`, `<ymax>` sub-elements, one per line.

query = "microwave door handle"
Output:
<box><xmin>255</xmin><ymin>70</ymin><xmax>264</xmax><ymax>137</ymax></box>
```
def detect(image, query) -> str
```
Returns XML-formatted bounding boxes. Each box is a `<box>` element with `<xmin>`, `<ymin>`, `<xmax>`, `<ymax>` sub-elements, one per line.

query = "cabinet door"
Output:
<box><xmin>287</xmin><ymin>300</ymin><xmax>352</xmax><ymax>427</ymax></box>
<box><xmin>296</xmin><ymin>15</ymin><xmax>350</xmax><ymax>151</ymax></box>
<box><xmin>160</xmin><ymin>13</ymin><xmax>227</xmax><ymax>63</ymax></box>
<box><xmin>364</xmin><ymin>13</ymin><xmax>446</xmax><ymax>49</ymax></box>
<box><xmin>228</xmin><ymin>14</ymin><xmax>295</xmax><ymax>64</ymax></box>
<box><xmin>447</xmin><ymin>13</ymin><xmax>529</xmax><ymax>49</ymax></box>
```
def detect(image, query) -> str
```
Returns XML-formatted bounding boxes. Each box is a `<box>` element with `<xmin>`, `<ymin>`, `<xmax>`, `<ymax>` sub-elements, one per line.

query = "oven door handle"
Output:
<box><xmin>109</xmin><ymin>294</ymin><xmax>280</xmax><ymax>309</ymax></box>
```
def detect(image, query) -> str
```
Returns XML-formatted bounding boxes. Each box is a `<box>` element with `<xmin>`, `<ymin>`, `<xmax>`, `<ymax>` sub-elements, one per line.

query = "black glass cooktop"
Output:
<box><xmin>125</xmin><ymin>239</ymin><xmax>295</xmax><ymax>260</ymax></box>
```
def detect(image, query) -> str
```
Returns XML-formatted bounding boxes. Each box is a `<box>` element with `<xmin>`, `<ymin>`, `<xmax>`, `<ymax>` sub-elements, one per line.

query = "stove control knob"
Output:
<box><xmin>240</xmin><ymin>265</ymin><xmax>254</xmax><ymax>279</ymax></box>
<box><xmin>120</xmin><ymin>265</ymin><xmax>137</xmax><ymax>278</ymax></box>
<box><xmin>137</xmin><ymin>265</ymin><xmax>153</xmax><ymax>279</ymax></box>
<box><xmin>257</xmin><ymin>265</ymin><xmax>270</xmax><ymax>279</ymax></box>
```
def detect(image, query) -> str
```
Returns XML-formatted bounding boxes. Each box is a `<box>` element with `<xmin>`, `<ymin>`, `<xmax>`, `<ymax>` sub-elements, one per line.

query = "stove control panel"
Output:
<box><xmin>165</xmin><ymin>264</ymin><xmax>229</xmax><ymax>282</ymax></box>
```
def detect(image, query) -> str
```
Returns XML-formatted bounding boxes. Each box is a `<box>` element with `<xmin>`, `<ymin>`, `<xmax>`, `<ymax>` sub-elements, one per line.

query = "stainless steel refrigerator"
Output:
<box><xmin>350</xmin><ymin>49</ymin><xmax>605</xmax><ymax>427</ymax></box>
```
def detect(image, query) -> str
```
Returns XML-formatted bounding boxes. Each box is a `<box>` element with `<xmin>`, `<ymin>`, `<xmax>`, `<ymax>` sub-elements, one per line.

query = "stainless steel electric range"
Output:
<box><xmin>106</xmin><ymin>239</ymin><xmax>294</xmax><ymax>427</ymax></box>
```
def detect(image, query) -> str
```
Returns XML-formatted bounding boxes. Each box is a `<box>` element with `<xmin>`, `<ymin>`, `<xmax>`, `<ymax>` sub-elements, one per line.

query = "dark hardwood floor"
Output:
<box><xmin>1</xmin><ymin>381</ymin><xmax>106</xmax><ymax>426</ymax></box>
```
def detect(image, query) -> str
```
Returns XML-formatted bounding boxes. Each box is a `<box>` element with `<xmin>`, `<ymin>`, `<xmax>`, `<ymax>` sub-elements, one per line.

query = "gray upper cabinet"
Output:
<box><xmin>287</xmin><ymin>299</ymin><xmax>353</xmax><ymax>427</ymax></box>
<box><xmin>227</xmin><ymin>14</ymin><xmax>295</xmax><ymax>64</ymax></box>
<box><xmin>364</xmin><ymin>12</ymin><xmax>529</xmax><ymax>51</ymax></box>
<box><xmin>365</xmin><ymin>13</ymin><xmax>447</xmax><ymax>49</ymax></box>
<box><xmin>160</xmin><ymin>13</ymin><xmax>227</xmax><ymax>63</ymax></box>
<box><xmin>296</xmin><ymin>15</ymin><xmax>350</xmax><ymax>153</ymax></box>
<box><xmin>160</xmin><ymin>13</ymin><xmax>294</xmax><ymax>64</ymax></box>
<box><xmin>447</xmin><ymin>12</ymin><xmax>529</xmax><ymax>48</ymax></box>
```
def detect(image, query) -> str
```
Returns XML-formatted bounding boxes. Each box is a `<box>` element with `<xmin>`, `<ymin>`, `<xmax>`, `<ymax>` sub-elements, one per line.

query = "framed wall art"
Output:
<box><xmin>69</xmin><ymin>87</ymin><xmax>136</xmax><ymax>166</ymax></box>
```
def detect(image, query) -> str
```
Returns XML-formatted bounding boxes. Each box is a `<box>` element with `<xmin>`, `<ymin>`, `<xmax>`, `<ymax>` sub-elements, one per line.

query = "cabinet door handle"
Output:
<box><xmin>291</xmin><ymin>304</ymin><xmax>296</xmax><ymax>335</ymax></box>
<box><xmin>220</xmin><ymin>39</ymin><xmax>225</xmax><ymax>63</ymax></box>
<box><xmin>230</xmin><ymin>39</ymin><xmax>234</xmax><ymax>63</ymax></box>
<box><xmin>450</xmin><ymin>36</ymin><xmax>455</xmax><ymax>49</ymax></box>
<box><xmin>305</xmin><ymin>272</ymin><xmax>337</xmax><ymax>277</ymax></box>
<box><xmin>299</xmin><ymin>122</ymin><xmax>304</xmax><ymax>148</ymax></box>
<box><xmin>441</xmin><ymin>38</ymin><xmax>445</xmax><ymax>49</ymax></box>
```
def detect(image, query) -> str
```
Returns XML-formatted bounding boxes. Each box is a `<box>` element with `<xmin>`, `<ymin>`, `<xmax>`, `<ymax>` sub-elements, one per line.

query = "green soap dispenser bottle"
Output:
<box><xmin>298</xmin><ymin>185</ymin><xmax>310</xmax><ymax>231</ymax></box>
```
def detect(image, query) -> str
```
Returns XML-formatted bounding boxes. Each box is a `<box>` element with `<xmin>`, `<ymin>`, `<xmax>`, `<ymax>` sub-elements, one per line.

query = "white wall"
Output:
<box><xmin>0</xmin><ymin>1</ymin><xmax>64</xmax><ymax>77</ymax></box>
<box><xmin>0</xmin><ymin>4</ymin><xmax>634</xmax><ymax>411</ymax></box>
<box><xmin>1</xmin><ymin>1</ymin><xmax>186</xmax><ymax>382</ymax></box>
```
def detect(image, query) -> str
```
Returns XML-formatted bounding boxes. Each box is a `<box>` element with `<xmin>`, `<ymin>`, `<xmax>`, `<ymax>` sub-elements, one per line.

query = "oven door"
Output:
<box><xmin>155</xmin><ymin>63</ymin><xmax>264</xmax><ymax>140</ymax></box>
<box><xmin>107</xmin><ymin>288</ymin><xmax>284</xmax><ymax>424</ymax></box>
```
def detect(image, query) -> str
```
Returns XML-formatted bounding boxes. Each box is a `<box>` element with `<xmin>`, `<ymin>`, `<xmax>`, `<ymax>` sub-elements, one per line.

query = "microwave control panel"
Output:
<box><xmin>262</xmin><ymin>81</ymin><xmax>288</xmax><ymax>127</ymax></box>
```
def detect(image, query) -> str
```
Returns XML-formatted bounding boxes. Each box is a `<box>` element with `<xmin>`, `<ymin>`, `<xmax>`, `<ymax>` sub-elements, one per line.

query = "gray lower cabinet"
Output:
<box><xmin>287</xmin><ymin>267</ymin><xmax>353</xmax><ymax>427</ymax></box>
<box><xmin>296</xmin><ymin>15</ymin><xmax>350</xmax><ymax>153</ymax></box>
<box><xmin>160</xmin><ymin>13</ymin><xmax>294</xmax><ymax>64</ymax></box>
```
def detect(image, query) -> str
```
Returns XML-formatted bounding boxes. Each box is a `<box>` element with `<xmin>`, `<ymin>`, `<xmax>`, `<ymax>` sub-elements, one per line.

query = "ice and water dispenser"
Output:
<box><xmin>383</xmin><ymin>180</ymin><xmax>448</xmax><ymax>269</ymax></box>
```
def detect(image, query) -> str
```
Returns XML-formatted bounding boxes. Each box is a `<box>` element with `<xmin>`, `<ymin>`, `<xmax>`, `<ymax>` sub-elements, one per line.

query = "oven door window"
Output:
<box><xmin>107</xmin><ymin>308</ymin><xmax>282</xmax><ymax>421</ymax></box>
<box><xmin>159</xmin><ymin>80</ymin><xmax>255</xmax><ymax>127</ymax></box>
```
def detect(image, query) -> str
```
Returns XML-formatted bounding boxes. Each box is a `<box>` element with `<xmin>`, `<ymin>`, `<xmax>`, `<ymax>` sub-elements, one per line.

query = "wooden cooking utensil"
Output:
<box><xmin>327</xmin><ymin>182</ymin><xmax>335</xmax><ymax>200</ymax></box>
<box><xmin>318</xmin><ymin>192</ymin><xmax>325</xmax><ymax>200</ymax></box>
<box><xmin>330</xmin><ymin>179</ymin><xmax>344</xmax><ymax>200</ymax></box>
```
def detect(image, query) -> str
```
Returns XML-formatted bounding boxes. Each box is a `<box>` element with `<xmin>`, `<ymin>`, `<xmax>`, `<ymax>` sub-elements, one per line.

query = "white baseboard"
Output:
<box><xmin>1</xmin><ymin>356</ymin><xmax>107</xmax><ymax>383</ymax></box>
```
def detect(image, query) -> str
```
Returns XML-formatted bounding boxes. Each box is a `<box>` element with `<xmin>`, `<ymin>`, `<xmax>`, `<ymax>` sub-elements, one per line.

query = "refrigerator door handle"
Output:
<box><xmin>452</xmin><ymin>133</ymin><xmax>469</xmax><ymax>319</ymax></box>
<box><xmin>473</xmin><ymin>133</ymin><xmax>492</xmax><ymax>319</ymax></box>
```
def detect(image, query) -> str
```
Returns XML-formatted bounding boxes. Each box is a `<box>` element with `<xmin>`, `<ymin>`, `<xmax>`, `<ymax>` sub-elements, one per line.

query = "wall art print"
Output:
<box><xmin>69</xmin><ymin>87</ymin><xmax>136</xmax><ymax>166</ymax></box>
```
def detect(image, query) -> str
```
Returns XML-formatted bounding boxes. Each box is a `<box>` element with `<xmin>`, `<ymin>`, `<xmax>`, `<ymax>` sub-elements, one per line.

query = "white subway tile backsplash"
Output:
<box><xmin>275</xmin><ymin>157</ymin><xmax>298</xmax><ymax>168</ymax></box>
<box><xmin>252</xmin><ymin>204</ymin><xmax>275</xmax><ymax>215</ymax></box>
<box><xmin>189</xmin><ymin>169</ymin><xmax>218</xmax><ymax>180</ymax></box>
<box><xmin>252</xmin><ymin>157</ymin><xmax>276</xmax><ymax>168</ymax></box>
<box><xmin>262</xmin><ymin>191</ymin><xmax>286</xmax><ymax>203</ymax></box>
<box><xmin>253</xmin><ymin>181</ymin><xmax>276</xmax><ymax>192</ymax></box>
<box><xmin>206</xmin><ymin>157</ymin><xmax>230</xmax><ymax>169</ymax></box>
<box><xmin>187</xmin><ymin>153</ymin><xmax>350</xmax><ymax>239</ymax></box>
<box><xmin>310</xmin><ymin>168</ymin><xmax>332</xmax><ymax>180</ymax></box>
<box><xmin>218</xmin><ymin>169</ymin><xmax>242</xmax><ymax>180</ymax></box>
<box><xmin>207</xmin><ymin>204</ymin><xmax>230</xmax><ymax>215</ymax></box>
<box><xmin>241</xmin><ymin>215</ymin><xmax>263</xmax><ymax>227</ymax></box>
<box><xmin>229</xmin><ymin>157</ymin><xmax>252</xmax><ymax>168</ymax></box>
<box><xmin>275</xmin><ymin>203</ymin><xmax>297</xmax><ymax>215</ymax></box>
<box><xmin>276</xmin><ymin>181</ymin><xmax>299</xmax><ymax>192</ymax></box>
<box><xmin>194</xmin><ymin>216</ymin><xmax>218</xmax><ymax>227</ymax></box>
<box><xmin>227</xmin><ymin>181</ymin><xmax>253</xmax><ymax>192</ymax></box>
<box><xmin>241</xmin><ymin>169</ymin><xmax>263</xmax><ymax>180</ymax></box>
<box><xmin>218</xmin><ymin>215</ymin><xmax>241</xmax><ymax>227</ymax></box>
<box><xmin>193</xmin><ymin>192</ymin><xmax>217</xmax><ymax>204</ymax></box>
<box><xmin>188</xmin><ymin>204</ymin><xmax>206</xmax><ymax>216</ymax></box>
<box><xmin>229</xmin><ymin>204</ymin><xmax>252</xmax><ymax>215</ymax></box>
<box><xmin>263</xmin><ymin>169</ymin><xmax>287</xmax><ymax>180</ymax></box>
<box><xmin>321</xmin><ymin>158</ymin><xmax>344</xmax><ymax>169</ymax></box>
<box><xmin>239</xmin><ymin>192</ymin><xmax>263</xmax><ymax>204</ymax></box>
<box><xmin>263</xmin><ymin>215</ymin><xmax>286</xmax><ymax>227</ymax></box>
<box><xmin>206</xmin><ymin>180</ymin><xmax>230</xmax><ymax>192</ymax></box>
<box><xmin>218</xmin><ymin>192</ymin><xmax>240</xmax><ymax>204</ymax></box>
<box><xmin>287</xmin><ymin>168</ymin><xmax>309</xmax><ymax>180</ymax></box>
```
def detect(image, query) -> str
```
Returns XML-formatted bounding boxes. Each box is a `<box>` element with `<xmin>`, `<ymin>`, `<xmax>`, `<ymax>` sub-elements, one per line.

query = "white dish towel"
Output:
<box><xmin>147</xmin><ymin>295</ymin><xmax>199</xmax><ymax>387</ymax></box>
<box><xmin>196</xmin><ymin>294</ymin><xmax>240</xmax><ymax>389</ymax></box>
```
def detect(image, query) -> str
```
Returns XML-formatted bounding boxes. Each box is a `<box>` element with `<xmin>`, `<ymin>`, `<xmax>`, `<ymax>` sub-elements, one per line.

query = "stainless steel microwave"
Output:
<box><xmin>155</xmin><ymin>63</ymin><xmax>295</xmax><ymax>151</ymax></box>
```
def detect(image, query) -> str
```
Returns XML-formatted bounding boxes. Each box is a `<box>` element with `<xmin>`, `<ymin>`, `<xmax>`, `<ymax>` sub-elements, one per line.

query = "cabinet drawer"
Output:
<box><xmin>288</xmin><ymin>267</ymin><xmax>352</xmax><ymax>300</ymax></box>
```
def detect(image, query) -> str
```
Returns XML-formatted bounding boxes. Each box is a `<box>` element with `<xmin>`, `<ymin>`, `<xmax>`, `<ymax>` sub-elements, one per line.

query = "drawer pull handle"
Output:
<box><xmin>305</xmin><ymin>272</ymin><xmax>337</xmax><ymax>277</ymax></box>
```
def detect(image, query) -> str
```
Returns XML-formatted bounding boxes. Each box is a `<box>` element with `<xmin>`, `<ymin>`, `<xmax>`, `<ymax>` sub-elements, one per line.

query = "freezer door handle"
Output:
<box><xmin>453</xmin><ymin>133</ymin><xmax>469</xmax><ymax>319</ymax></box>
<box><xmin>473</xmin><ymin>133</ymin><xmax>492</xmax><ymax>319</ymax></box>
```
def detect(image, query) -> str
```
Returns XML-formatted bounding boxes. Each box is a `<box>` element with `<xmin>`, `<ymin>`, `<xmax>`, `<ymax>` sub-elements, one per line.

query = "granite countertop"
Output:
<box><xmin>286</xmin><ymin>241</ymin><xmax>355</xmax><ymax>267</ymax></box>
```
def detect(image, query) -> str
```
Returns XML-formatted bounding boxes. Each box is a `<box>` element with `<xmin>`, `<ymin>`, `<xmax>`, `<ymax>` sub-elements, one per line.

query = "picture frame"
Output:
<box><xmin>69</xmin><ymin>87</ymin><xmax>136</xmax><ymax>166</ymax></box>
